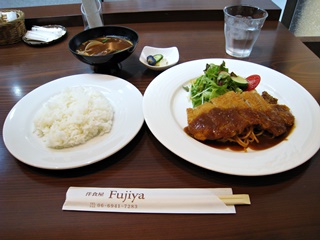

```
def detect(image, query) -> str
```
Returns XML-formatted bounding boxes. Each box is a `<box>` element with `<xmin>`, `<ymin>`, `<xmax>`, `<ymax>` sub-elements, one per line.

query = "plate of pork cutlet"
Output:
<box><xmin>143</xmin><ymin>58</ymin><xmax>320</xmax><ymax>176</ymax></box>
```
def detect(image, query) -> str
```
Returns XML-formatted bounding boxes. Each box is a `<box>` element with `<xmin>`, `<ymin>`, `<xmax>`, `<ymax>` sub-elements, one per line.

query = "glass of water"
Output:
<box><xmin>223</xmin><ymin>5</ymin><xmax>268</xmax><ymax>58</ymax></box>
<box><xmin>81</xmin><ymin>0</ymin><xmax>104</xmax><ymax>30</ymax></box>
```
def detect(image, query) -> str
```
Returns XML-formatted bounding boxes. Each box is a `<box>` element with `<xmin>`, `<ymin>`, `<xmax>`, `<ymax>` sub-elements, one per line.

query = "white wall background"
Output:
<box><xmin>3</xmin><ymin>0</ymin><xmax>318</xmax><ymax>37</ymax></box>
<box><xmin>272</xmin><ymin>0</ymin><xmax>287</xmax><ymax>20</ymax></box>
<box><xmin>2</xmin><ymin>0</ymin><xmax>288</xmax><ymax>13</ymax></box>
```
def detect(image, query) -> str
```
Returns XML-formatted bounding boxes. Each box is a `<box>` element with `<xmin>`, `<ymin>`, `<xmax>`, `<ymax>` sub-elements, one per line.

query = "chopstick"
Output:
<box><xmin>218</xmin><ymin>194</ymin><xmax>251</xmax><ymax>205</ymax></box>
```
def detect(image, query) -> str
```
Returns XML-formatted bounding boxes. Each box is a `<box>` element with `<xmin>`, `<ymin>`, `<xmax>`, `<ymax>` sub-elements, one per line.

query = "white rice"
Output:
<box><xmin>33</xmin><ymin>86</ymin><xmax>113</xmax><ymax>149</ymax></box>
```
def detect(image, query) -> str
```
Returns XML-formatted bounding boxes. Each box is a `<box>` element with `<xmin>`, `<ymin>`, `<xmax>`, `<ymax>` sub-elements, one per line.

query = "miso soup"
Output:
<box><xmin>77</xmin><ymin>36</ymin><xmax>133</xmax><ymax>56</ymax></box>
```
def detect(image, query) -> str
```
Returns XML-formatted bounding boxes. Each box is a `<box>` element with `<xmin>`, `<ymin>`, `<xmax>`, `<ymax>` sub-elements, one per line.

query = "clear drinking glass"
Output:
<box><xmin>81</xmin><ymin>0</ymin><xmax>104</xmax><ymax>30</ymax></box>
<box><xmin>223</xmin><ymin>5</ymin><xmax>268</xmax><ymax>58</ymax></box>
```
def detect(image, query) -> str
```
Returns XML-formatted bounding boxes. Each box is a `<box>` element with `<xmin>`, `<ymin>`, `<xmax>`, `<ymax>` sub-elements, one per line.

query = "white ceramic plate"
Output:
<box><xmin>139</xmin><ymin>46</ymin><xmax>179</xmax><ymax>71</ymax></box>
<box><xmin>3</xmin><ymin>74</ymin><xmax>144</xmax><ymax>170</ymax></box>
<box><xmin>143</xmin><ymin>58</ymin><xmax>320</xmax><ymax>176</ymax></box>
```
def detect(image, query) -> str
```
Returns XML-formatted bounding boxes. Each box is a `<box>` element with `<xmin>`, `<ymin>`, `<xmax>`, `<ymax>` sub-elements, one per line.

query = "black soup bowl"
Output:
<box><xmin>69</xmin><ymin>25</ymin><xmax>139</xmax><ymax>68</ymax></box>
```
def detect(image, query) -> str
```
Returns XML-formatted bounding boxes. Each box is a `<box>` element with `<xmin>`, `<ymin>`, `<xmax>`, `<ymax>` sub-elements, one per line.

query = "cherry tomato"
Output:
<box><xmin>246</xmin><ymin>74</ymin><xmax>261</xmax><ymax>91</ymax></box>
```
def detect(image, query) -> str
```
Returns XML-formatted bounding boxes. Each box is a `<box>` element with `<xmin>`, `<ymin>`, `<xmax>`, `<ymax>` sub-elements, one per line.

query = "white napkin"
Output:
<box><xmin>0</xmin><ymin>11</ymin><xmax>17</xmax><ymax>22</ymax></box>
<box><xmin>24</xmin><ymin>26</ymin><xmax>66</xmax><ymax>42</ymax></box>
<box><xmin>62</xmin><ymin>187</ymin><xmax>237</xmax><ymax>214</ymax></box>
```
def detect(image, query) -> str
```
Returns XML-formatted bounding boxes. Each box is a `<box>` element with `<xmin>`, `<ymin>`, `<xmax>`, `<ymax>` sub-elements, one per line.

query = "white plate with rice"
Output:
<box><xmin>3</xmin><ymin>74</ymin><xmax>144</xmax><ymax>169</ymax></box>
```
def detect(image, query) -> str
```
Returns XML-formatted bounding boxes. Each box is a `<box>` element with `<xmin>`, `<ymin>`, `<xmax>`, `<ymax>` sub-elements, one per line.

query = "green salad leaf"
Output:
<box><xmin>185</xmin><ymin>61</ymin><xmax>245</xmax><ymax>107</ymax></box>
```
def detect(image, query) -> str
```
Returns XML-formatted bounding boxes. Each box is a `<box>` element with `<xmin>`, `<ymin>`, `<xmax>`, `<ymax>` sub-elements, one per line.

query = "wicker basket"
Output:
<box><xmin>0</xmin><ymin>10</ymin><xmax>26</xmax><ymax>45</ymax></box>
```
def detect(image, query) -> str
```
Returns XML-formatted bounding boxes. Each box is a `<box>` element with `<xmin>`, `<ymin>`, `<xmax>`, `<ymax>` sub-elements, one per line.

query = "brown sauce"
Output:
<box><xmin>184</xmin><ymin>126</ymin><xmax>294</xmax><ymax>152</ymax></box>
<box><xmin>77</xmin><ymin>36</ymin><xmax>133</xmax><ymax>56</ymax></box>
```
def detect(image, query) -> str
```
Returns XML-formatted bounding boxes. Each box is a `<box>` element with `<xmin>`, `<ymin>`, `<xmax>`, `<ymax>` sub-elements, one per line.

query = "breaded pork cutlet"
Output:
<box><xmin>185</xmin><ymin>90</ymin><xmax>294</xmax><ymax>143</ymax></box>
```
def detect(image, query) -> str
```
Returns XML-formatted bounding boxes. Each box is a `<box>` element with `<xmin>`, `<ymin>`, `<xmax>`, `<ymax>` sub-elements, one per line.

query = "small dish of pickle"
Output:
<box><xmin>139</xmin><ymin>46</ymin><xmax>179</xmax><ymax>71</ymax></box>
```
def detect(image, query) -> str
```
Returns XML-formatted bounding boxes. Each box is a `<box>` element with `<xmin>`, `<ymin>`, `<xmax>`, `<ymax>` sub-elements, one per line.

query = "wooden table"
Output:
<box><xmin>1</xmin><ymin>1</ymin><xmax>320</xmax><ymax>239</ymax></box>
